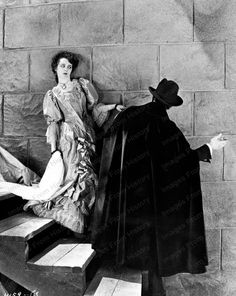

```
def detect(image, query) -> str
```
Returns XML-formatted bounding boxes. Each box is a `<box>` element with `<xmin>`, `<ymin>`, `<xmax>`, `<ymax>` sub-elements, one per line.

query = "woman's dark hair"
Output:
<box><xmin>51</xmin><ymin>51</ymin><xmax>79</xmax><ymax>83</ymax></box>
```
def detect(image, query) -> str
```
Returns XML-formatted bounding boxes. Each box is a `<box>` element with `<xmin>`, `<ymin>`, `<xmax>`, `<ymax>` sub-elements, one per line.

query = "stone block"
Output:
<box><xmin>0</xmin><ymin>137</ymin><xmax>28</xmax><ymax>166</ymax></box>
<box><xmin>5</xmin><ymin>5</ymin><xmax>59</xmax><ymax>48</ymax></box>
<box><xmin>188</xmin><ymin>136</ymin><xmax>223</xmax><ymax>181</ymax></box>
<box><xmin>222</xmin><ymin>228</ymin><xmax>236</xmax><ymax>271</ymax></box>
<box><xmin>30</xmin><ymin>48</ymin><xmax>91</xmax><ymax>92</ymax></box>
<box><xmin>164</xmin><ymin>272</ymin><xmax>225</xmax><ymax>296</ymax></box>
<box><xmin>93</xmin><ymin>46</ymin><xmax>159</xmax><ymax>90</ymax></box>
<box><xmin>205</xmin><ymin>229</ymin><xmax>221</xmax><ymax>272</ymax></box>
<box><xmin>98</xmin><ymin>91</ymin><xmax>122</xmax><ymax>105</ymax></box>
<box><xmin>224</xmin><ymin>136</ymin><xmax>236</xmax><ymax>181</ymax></box>
<box><xmin>201</xmin><ymin>182</ymin><xmax>236</xmax><ymax>228</ymax></box>
<box><xmin>4</xmin><ymin>94</ymin><xmax>46</xmax><ymax>137</ymax></box>
<box><xmin>0</xmin><ymin>51</ymin><xmax>28</xmax><ymax>92</ymax></box>
<box><xmin>0</xmin><ymin>0</ymin><xmax>29</xmax><ymax>6</ymax></box>
<box><xmin>124</xmin><ymin>91</ymin><xmax>152</xmax><ymax>107</ymax></box>
<box><xmin>61</xmin><ymin>1</ymin><xmax>123</xmax><ymax>46</ymax></box>
<box><xmin>226</xmin><ymin>44</ymin><xmax>236</xmax><ymax>89</ymax></box>
<box><xmin>168</xmin><ymin>92</ymin><xmax>193</xmax><ymax>136</ymax></box>
<box><xmin>221</xmin><ymin>272</ymin><xmax>236</xmax><ymax>296</ymax></box>
<box><xmin>29</xmin><ymin>138</ymin><xmax>50</xmax><ymax>177</ymax></box>
<box><xmin>160</xmin><ymin>43</ymin><xmax>224</xmax><ymax>91</ymax></box>
<box><xmin>195</xmin><ymin>91</ymin><xmax>236</xmax><ymax>136</ymax></box>
<box><xmin>195</xmin><ymin>0</ymin><xmax>236</xmax><ymax>41</ymax></box>
<box><xmin>125</xmin><ymin>0</ymin><xmax>193</xmax><ymax>43</ymax></box>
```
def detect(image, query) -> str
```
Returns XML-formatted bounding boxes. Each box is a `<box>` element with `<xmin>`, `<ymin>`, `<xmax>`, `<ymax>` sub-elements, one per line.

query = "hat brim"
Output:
<box><xmin>149</xmin><ymin>86</ymin><xmax>183</xmax><ymax>107</ymax></box>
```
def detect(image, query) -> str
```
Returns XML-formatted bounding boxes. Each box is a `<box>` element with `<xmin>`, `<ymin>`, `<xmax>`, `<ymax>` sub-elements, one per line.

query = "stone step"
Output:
<box><xmin>0</xmin><ymin>212</ymin><xmax>54</xmax><ymax>242</ymax></box>
<box><xmin>27</xmin><ymin>239</ymin><xmax>96</xmax><ymax>274</ymax></box>
<box><xmin>84</xmin><ymin>263</ymin><xmax>142</xmax><ymax>296</ymax></box>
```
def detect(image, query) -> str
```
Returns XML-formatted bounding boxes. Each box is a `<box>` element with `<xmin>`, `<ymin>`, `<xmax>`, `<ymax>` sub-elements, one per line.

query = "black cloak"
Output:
<box><xmin>91</xmin><ymin>102</ymin><xmax>210</xmax><ymax>277</ymax></box>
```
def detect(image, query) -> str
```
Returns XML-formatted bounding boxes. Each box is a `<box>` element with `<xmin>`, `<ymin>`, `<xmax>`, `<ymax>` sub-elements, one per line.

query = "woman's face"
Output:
<box><xmin>56</xmin><ymin>58</ymin><xmax>72</xmax><ymax>82</ymax></box>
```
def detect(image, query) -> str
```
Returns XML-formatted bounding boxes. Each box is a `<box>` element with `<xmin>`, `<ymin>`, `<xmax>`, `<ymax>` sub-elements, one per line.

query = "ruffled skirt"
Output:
<box><xmin>32</xmin><ymin>123</ymin><xmax>97</xmax><ymax>233</ymax></box>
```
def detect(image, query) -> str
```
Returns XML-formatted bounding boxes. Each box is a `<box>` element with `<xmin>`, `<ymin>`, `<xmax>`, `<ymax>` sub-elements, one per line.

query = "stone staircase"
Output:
<box><xmin>0</xmin><ymin>195</ymin><xmax>143</xmax><ymax>296</ymax></box>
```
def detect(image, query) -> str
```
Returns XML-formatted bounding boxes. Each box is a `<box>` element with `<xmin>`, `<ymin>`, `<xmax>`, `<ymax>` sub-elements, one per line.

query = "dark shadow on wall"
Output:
<box><xmin>175</xmin><ymin>0</ymin><xmax>226</xmax><ymax>62</ymax></box>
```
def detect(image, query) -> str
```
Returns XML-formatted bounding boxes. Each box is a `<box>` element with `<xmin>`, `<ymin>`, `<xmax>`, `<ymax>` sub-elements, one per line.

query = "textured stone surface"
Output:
<box><xmin>32</xmin><ymin>0</ymin><xmax>103</xmax><ymax>3</ymax></box>
<box><xmin>4</xmin><ymin>94</ymin><xmax>46</xmax><ymax>137</ymax></box>
<box><xmin>222</xmin><ymin>228</ymin><xmax>236</xmax><ymax>271</ymax></box>
<box><xmin>61</xmin><ymin>1</ymin><xmax>123</xmax><ymax>46</ymax></box>
<box><xmin>93</xmin><ymin>46</ymin><xmax>159</xmax><ymax>90</ymax></box>
<box><xmin>29</xmin><ymin>137</ymin><xmax>50</xmax><ymax>177</ymax></box>
<box><xmin>202</xmin><ymin>182</ymin><xmax>236</xmax><ymax>228</ymax></box>
<box><xmin>125</xmin><ymin>0</ymin><xmax>193</xmax><ymax>43</ymax></box>
<box><xmin>5</xmin><ymin>5</ymin><xmax>59</xmax><ymax>48</ymax></box>
<box><xmin>98</xmin><ymin>91</ymin><xmax>122</xmax><ymax>105</ymax></box>
<box><xmin>30</xmin><ymin>48</ymin><xmax>91</xmax><ymax>92</ymax></box>
<box><xmin>195</xmin><ymin>0</ymin><xmax>236</xmax><ymax>41</ymax></box>
<box><xmin>0</xmin><ymin>0</ymin><xmax>29</xmax><ymax>6</ymax></box>
<box><xmin>160</xmin><ymin>43</ymin><xmax>224</xmax><ymax>91</ymax></box>
<box><xmin>206</xmin><ymin>229</ymin><xmax>221</xmax><ymax>272</ymax></box>
<box><xmin>167</xmin><ymin>92</ymin><xmax>193</xmax><ymax>136</ymax></box>
<box><xmin>195</xmin><ymin>92</ymin><xmax>236</xmax><ymax>136</ymax></box>
<box><xmin>0</xmin><ymin>137</ymin><xmax>28</xmax><ymax>166</ymax></box>
<box><xmin>188</xmin><ymin>136</ymin><xmax>223</xmax><ymax>181</ymax></box>
<box><xmin>224</xmin><ymin>136</ymin><xmax>236</xmax><ymax>181</ymax></box>
<box><xmin>124</xmin><ymin>91</ymin><xmax>152</xmax><ymax>107</ymax></box>
<box><xmin>164</xmin><ymin>272</ymin><xmax>225</xmax><ymax>296</ymax></box>
<box><xmin>0</xmin><ymin>51</ymin><xmax>28</xmax><ymax>92</ymax></box>
<box><xmin>221</xmin><ymin>272</ymin><xmax>236</xmax><ymax>296</ymax></box>
<box><xmin>226</xmin><ymin>44</ymin><xmax>236</xmax><ymax>89</ymax></box>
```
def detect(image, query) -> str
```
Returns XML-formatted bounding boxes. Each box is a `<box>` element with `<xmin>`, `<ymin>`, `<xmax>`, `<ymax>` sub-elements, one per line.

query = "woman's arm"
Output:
<box><xmin>43</xmin><ymin>91</ymin><xmax>63</xmax><ymax>153</ymax></box>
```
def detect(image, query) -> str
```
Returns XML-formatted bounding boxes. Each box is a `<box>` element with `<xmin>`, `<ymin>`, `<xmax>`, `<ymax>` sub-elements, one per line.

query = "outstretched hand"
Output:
<box><xmin>209</xmin><ymin>133</ymin><xmax>228</xmax><ymax>150</ymax></box>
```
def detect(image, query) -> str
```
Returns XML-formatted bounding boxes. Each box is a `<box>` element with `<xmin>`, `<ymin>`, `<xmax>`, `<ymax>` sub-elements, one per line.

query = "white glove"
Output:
<box><xmin>209</xmin><ymin>133</ymin><xmax>228</xmax><ymax>150</ymax></box>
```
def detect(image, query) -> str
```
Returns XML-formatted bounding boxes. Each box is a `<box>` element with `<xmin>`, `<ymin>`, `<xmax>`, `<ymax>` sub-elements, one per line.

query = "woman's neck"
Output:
<box><xmin>57</xmin><ymin>79</ymin><xmax>73</xmax><ymax>90</ymax></box>
<box><xmin>58</xmin><ymin>77</ymin><xmax>71</xmax><ymax>85</ymax></box>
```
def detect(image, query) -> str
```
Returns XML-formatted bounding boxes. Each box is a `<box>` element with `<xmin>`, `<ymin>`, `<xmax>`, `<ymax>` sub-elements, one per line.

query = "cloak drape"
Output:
<box><xmin>92</xmin><ymin>102</ymin><xmax>209</xmax><ymax>277</ymax></box>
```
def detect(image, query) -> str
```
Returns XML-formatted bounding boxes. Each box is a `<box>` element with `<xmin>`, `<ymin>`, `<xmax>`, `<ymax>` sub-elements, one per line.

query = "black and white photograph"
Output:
<box><xmin>0</xmin><ymin>0</ymin><xmax>235</xmax><ymax>295</ymax></box>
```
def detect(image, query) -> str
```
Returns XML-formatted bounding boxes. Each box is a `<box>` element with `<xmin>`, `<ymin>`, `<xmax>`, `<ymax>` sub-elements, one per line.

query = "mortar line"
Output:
<box><xmin>3</xmin><ymin>41</ymin><xmax>229</xmax><ymax>51</ymax></box>
<box><xmin>224</xmin><ymin>42</ymin><xmax>227</xmax><ymax>89</ymax></box>
<box><xmin>219</xmin><ymin>228</ymin><xmax>223</xmax><ymax>271</ymax></box>
<box><xmin>2</xmin><ymin>9</ymin><xmax>5</xmax><ymax>48</ymax></box>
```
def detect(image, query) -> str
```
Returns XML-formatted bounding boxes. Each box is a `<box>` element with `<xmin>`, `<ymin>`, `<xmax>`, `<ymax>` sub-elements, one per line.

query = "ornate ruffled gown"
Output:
<box><xmin>25</xmin><ymin>78</ymin><xmax>108</xmax><ymax>233</ymax></box>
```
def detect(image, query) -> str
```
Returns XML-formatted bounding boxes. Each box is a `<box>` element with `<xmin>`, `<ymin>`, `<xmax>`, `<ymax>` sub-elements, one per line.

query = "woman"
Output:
<box><xmin>27</xmin><ymin>51</ymin><xmax>124</xmax><ymax>234</ymax></box>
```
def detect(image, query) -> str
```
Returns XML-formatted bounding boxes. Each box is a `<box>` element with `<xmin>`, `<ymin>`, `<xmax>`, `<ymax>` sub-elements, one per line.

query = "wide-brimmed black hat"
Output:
<box><xmin>149</xmin><ymin>78</ymin><xmax>183</xmax><ymax>107</ymax></box>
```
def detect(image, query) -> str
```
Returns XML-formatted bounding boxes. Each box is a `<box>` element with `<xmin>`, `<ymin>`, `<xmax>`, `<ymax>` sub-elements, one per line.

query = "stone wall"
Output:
<box><xmin>0</xmin><ymin>0</ymin><xmax>235</xmax><ymax>295</ymax></box>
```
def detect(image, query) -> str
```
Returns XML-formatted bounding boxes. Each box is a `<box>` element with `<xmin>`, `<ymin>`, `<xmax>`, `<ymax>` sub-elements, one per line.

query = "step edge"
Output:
<box><xmin>0</xmin><ymin>219</ymin><xmax>55</xmax><ymax>241</ymax></box>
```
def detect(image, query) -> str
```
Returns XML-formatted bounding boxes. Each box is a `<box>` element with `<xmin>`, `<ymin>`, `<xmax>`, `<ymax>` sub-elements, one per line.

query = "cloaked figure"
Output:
<box><xmin>91</xmin><ymin>78</ymin><xmax>227</xmax><ymax>295</ymax></box>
